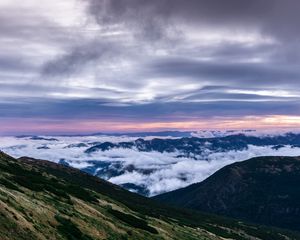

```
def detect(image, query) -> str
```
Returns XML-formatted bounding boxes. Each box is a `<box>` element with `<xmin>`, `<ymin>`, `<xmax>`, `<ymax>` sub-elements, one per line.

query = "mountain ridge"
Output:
<box><xmin>154</xmin><ymin>156</ymin><xmax>300</xmax><ymax>232</ymax></box>
<box><xmin>84</xmin><ymin>133</ymin><xmax>300</xmax><ymax>156</ymax></box>
<box><xmin>1</xmin><ymin>151</ymin><xmax>299</xmax><ymax>239</ymax></box>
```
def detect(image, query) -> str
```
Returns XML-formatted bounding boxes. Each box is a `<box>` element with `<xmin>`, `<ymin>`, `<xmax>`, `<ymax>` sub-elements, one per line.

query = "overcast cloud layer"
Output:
<box><xmin>1</xmin><ymin>0</ymin><xmax>300</xmax><ymax>134</ymax></box>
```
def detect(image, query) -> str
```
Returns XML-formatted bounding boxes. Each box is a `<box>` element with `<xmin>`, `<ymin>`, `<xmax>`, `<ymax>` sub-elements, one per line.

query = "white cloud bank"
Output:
<box><xmin>1</xmin><ymin>135</ymin><xmax>300</xmax><ymax>196</ymax></box>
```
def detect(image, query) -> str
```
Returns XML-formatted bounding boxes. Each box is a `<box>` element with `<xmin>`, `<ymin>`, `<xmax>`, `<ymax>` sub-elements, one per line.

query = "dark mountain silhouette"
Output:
<box><xmin>154</xmin><ymin>156</ymin><xmax>300</xmax><ymax>232</ymax></box>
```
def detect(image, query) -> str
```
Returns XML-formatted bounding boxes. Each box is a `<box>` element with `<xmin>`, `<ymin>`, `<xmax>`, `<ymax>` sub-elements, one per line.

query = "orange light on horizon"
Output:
<box><xmin>1</xmin><ymin>115</ymin><xmax>300</xmax><ymax>135</ymax></box>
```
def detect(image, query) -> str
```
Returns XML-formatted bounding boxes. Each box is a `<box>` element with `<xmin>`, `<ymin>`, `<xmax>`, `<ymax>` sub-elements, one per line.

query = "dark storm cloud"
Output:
<box><xmin>81</xmin><ymin>0</ymin><xmax>300</xmax><ymax>67</ymax></box>
<box><xmin>41</xmin><ymin>40</ymin><xmax>120</xmax><ymax>76</ymax></box>
<box><xmin>43</xmin><ymin>0</ymin><xmax>300</xmax><ymax>80</ymax></box>
<box><xmin>84</xmin><ymin>0</ymin><xmax>300</xmax><ymax>40</ymax></box>
<box><xmin>84</xmin><ymin>0</ymin><xmax>175</xmax><ymax>41</ymax></box>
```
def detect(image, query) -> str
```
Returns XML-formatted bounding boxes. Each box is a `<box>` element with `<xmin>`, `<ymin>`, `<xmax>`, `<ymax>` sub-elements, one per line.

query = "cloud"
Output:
<box><xmin>1</xmin><ymin>0</ymin><xmax>300</xmax><ymax>132</ymax></box>
<box><xmin>84</xmin><ymin>0</ymin><xmax>300</xmax><ymax>39</ymax></box>
<box><xmin>41</xmin><ymin>40</ymin><xmax>124</xmax><ymax>77</ymax></box>
<box><xmin>2</xmin><ymin>134</ymin><xmax>300</xmax><ymax>196</ymax></box>
<box><xmin>2</xmin><ymin>1</ymin><xmax>300</xmax><ymax>193</ymax></box>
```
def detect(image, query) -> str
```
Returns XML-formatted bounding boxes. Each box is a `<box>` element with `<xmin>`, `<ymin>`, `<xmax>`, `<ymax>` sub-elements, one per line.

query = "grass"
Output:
<box><xmin>55</xmin><ymin>215</ymin><xmax>93</xmax><ymax>240</ymax></box>
<box><xmin>1</xmin><ymin>152</ymin><xmax>300</xmax><ymax>240</ymax></box>
<box><xmin>108</xmin><ymin>208</ymin><xmax>158</xmax><ymax>234</ymax></box>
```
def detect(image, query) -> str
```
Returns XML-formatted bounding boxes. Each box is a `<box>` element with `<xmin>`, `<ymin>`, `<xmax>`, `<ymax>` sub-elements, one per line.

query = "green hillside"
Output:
<box><xmin>1</xmin><ymin>151</ymin><xmax>299</xmax><ymax>240</ymax></box>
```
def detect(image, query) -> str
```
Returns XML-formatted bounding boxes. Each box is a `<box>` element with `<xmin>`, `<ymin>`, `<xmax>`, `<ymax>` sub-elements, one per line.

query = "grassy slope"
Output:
<box><xmin>0</xmin><ymin>152</ymin><xmax>299</xmax><ymax>240</ymax></box>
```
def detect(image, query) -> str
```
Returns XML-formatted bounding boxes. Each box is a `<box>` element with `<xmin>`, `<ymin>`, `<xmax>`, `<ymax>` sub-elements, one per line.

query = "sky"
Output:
<box><xmin>1</xmin><ymin>0</ymin><xmax>300</xmax><ymax>135</ymax></box>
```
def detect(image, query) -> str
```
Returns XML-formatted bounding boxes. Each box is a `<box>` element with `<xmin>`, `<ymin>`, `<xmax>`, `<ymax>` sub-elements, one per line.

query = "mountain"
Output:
<box><xmin>154</xmin><ymin>156</ymin><xmax>300</xmax><ymax>232</ymax></box>
<box><xmin>4</xmin><ymin>133</ymin><xmax>300</xmax><ymax>197</ymax></box>
<box><xmin>25</xmin><ymin>131</ymin><xmax>194</xmax><ymax>138</ymax></box>
<box><xmin>84</xmin><ymin>133</ymin><xmax>300</xmax><ymax>157</ymax></box>
<box><xmin>1</xmin><ymin>152</ymin><xmax>299</xmax><ymax>240</ymax></box>
<box><xmin>92</xmin><ymin>131</ymin><xmax>194</xmax><ymax>138</ymax></box>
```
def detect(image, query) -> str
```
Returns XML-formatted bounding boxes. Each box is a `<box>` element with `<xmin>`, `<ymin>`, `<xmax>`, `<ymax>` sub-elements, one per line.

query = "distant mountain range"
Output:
<box><xmin>79</xmin><ymin>133</ymin><xmax>300</xmax><ymax>195</ymax></box>
<box><xmin>8</xmin><ymin>132</ymin><xmax>300</xmax><ymax>196</ymax></box>
<box><xmin>92</xmin><ymin>131</ymin><xmax>194</xmax><ymax>138</ymax></box>
<box><xmin>154</xmin><ymin>156</ymin><xmax>300</xmax><ymax>232</ymax></box>
<box><xmin>15</xmin><ymin>129</ymin><xmax>264</xmax><ymax>139</ymax></box>
<box><xmin>1</xmin><ymin>151</ymin><xmax>299</xmax><ymax>240</ymax></box>
<box><xmin>85</xmin><ymin>133</ymin><xmax>300</xmax><ymax>158</ymax></box>
<box><xmin>16</xmin><ymin>131</ymin><xmax>194</xmax><ymax>138</ymax></box>
<box><xmin>90</xmin><ymin>130</ymin><xmax>259</xmax><ymax>138</ymax></box>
